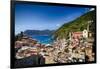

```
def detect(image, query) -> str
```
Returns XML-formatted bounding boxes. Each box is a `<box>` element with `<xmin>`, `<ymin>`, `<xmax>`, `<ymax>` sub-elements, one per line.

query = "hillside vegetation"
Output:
<box><xmin>54</xmin><ymin>10</ymin><xmax>96</xmax><ymax>39</ymax></box>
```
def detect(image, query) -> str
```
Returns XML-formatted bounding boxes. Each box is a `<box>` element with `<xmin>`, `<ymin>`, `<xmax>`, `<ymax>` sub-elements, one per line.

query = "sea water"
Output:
<box><xmin>31</xmin><ymin>35</ymin><xmax>53</xmax><ymax>45</ymax></box>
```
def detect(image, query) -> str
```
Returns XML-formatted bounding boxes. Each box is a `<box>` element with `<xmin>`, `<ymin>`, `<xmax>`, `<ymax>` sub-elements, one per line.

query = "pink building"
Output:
<box><xmin>72</xmin><ymin>32</ymin><xmax>83</xmax><ymax>39</ymax></box>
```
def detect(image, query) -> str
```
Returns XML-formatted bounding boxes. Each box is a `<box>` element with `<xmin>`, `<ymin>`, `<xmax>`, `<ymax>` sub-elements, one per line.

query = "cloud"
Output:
<box><xmin>56</xmin><ymin>24</ymin><xmax>61</xmax><ymax>27</ymax></box>
<box><xmin>90</xmin><ymin>8</ymin><xmax>95</xmax><ymax>11</ymax></box>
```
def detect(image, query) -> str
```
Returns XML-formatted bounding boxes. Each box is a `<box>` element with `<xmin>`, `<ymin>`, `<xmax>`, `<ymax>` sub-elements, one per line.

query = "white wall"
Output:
<box><xmin>0</xmin><ymin>0</ymin><xmax>100</xmax><ymax>69</ymax></box>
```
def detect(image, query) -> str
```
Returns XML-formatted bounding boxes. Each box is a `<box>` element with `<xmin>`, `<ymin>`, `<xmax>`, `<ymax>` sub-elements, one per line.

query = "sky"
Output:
<box><xmin>15</xmin><ymin>3</ymin><xmax>91</xmax><ymax>35</ymax></box>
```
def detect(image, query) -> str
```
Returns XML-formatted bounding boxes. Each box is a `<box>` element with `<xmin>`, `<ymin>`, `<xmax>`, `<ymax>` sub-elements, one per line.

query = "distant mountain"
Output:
<box><xmin>54</xmin><ymin>10</ymin><xmax>96</xmax><ymax>39</ymax></box>
<box><xmin>24</xmin><ymin>30</ymin><xmax>55</xmax><ymax>36</ymax></box>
